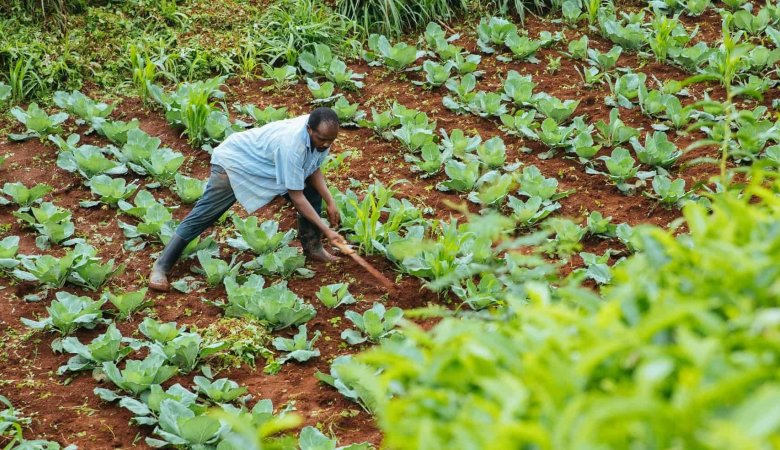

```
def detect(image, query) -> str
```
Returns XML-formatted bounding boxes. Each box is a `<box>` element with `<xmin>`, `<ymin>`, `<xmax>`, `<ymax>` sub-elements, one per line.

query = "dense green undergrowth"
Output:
<box><xmin>353</xmin><ymin>176</ymin><xmax>780</xmax><ymax>449</ymax></box>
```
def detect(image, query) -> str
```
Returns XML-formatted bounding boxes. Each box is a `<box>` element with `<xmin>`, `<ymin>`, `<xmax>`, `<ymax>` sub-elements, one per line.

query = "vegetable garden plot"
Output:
<box><xmin>1</xmin><ymin>0</ymin><xmax>780</xmax><ymax>448</ymax></box>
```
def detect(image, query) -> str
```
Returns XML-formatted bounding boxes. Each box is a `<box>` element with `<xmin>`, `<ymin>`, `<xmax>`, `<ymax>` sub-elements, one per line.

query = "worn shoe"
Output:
<box><xmin>148</xmin><ymin>233</ymin><xmax>189</xmax><ymax>292</ymax></box>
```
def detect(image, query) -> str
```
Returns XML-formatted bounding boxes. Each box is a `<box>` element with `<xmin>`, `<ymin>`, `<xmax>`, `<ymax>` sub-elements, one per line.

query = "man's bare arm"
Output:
<box><xmin>307</xmin><ymin>169</ymin><xmax>335</xmax><ymax>206</ymax></box>
<box><xmin>288</xmin><ymin>189</ymin><xmax>344</xmax><ymax>244</ymax></box>
<box><xmin>306</xmin><ymin>168</ymin><xmax>340</xmax><ymax>226</ymax></box>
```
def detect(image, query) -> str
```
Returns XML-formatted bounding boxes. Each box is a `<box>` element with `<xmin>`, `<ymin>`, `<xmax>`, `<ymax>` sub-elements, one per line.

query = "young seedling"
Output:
<box><xmin>103</xmin><ymin>288</ymin><xmax>152</xmax><ymax>320</ymax></box>
<box><xmin>80</xmin><ymin>175</ymin><xmax>139</xmax><ymax>208</ymax></box>
<box><xmin>21</xmin><ymin>291</ymin><xmax>111</xmax><ymax>349</ymax></box>
<box><xmin>272</xmin><ymin>324</ymin><xmax>321</xmax><ymax>364</ymax></box>
<box><xmin>365</xmin><ymin>34</ymin><xmax>424</xmax><ymax>71</ymax></box>
<box><xmin>0</xmin><ymin>182</ymin><xmax>52</xmax><ymax>210</ymax></box>
<box><xmin>9</xmin><ymin>103</ymin><xmax>68</xmax><ymax>141</ymax></box>
<box><xmin>586</xmin><ymin>147</ymin><xmax>655</xmax><ymax>194</ymax></box>
<box><xmin>262</xmin><ymin>64</ymin><xmax>298</xmax><ymax>90</ymax></box>
<box><xmin>172</xmin><ymin>173</ymin><xmax>206</xmax><ymax>204</ymax></box>
<box><xmin>193</xmin><ymin>376</ymin><xmax>249</xmax><ymax>404</ymax></box>
<box><xmin>57</xmin><ymin>323</ymin><xmax>137</xmax><ymax>375</ymax></box>
<box><xmin>227</xmin><ymin>216</ymin><xmax>295</xmax><ymax>255</ymax></box>
<box><xmin>315</xmin><ymin>283</ymin><xmax>357</xmax><ymax>308</ymax></box>
<box><xmin>53</xmin><ymin>90</ymin><xmax>114</xmax><ymax>126</ymax></box>
<box><xmin>507</xmin><ymin>195</ymin><xmax>560</xmax><ymax>228</ymax></box>
<box><xmin>341</xmin><ymin>303</ymin><xmax>404</xmax><ymax>345</ymax></box>
<box><xmin>216</xmin><ymin>275</ymin><xmax>317</xmax><ymax>330</ymax></box>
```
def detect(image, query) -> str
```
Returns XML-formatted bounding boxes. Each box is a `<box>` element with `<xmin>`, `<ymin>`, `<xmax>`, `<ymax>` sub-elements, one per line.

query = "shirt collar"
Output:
<box><xmin>306</xmin><ymin>131</ymin><xmax>313</xmax><ymax>152</ymax></box>
<box><xmin>303</xmin><ymin>122</ymin><xmax>315</xmax><ymax>152</ymax></box>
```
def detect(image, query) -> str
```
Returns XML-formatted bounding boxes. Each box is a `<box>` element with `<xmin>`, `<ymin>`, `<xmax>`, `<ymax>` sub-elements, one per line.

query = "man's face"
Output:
<box><xmin>307</xmin><ymin>123</ymin><xmax>338</xmax><ymax>152</ymax></box>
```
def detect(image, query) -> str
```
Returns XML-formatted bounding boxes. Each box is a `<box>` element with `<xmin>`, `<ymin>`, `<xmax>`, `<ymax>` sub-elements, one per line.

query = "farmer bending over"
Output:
<box><xmin>149</xmin><ymin>107</ymin><xmax>346</xmax><ymax>292</ymax></box>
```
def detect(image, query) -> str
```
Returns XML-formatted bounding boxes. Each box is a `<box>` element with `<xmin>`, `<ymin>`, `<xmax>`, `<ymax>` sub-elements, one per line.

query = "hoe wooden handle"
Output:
<box><xmin>333</xmin><ymin>241</ymin><xmax>395</xmax><ymax>290</ymax></box>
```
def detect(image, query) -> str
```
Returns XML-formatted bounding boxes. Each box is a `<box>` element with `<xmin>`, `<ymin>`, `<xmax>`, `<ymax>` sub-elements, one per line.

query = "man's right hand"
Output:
<box><xmin>324</xmin><ymin>229</ymin><xmax>346</xmax><ymax>247</ymax></box>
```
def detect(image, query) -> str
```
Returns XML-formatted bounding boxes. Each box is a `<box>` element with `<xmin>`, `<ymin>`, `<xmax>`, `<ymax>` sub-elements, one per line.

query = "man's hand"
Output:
<box><xmin>324</xmin><ymin>228</ymin><xmax>346</xmax><ymax>246</ymax></box>
<box><xmin>327</xmin><ymin>202</ymin><xmax>341</xmax><ymax>227</ymax></box>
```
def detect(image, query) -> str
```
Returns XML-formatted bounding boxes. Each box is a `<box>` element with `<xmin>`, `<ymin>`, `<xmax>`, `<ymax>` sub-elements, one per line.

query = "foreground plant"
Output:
<box><xmin>57</xmin><ymin>145</ymin><xmax>127</xmax><ymax>180</ymax></box>
<box><xmin>193</xmin><ymin>250</ymin><xmax>241</xmax><ymax>287</ymax></box>
<box><xmin>12</xmin><ymin>253</ymin><xmax>75</xmax><ymax>292</ymax></box>
<box><xmin>194</xmin><ymin>375</ymin><xmax>249</xmax><ymax>404</ymax></box>
<box><xmin>315</xmin><ymin>355</ymin><xmax>384</xmax><ymax>413</ymax></box>
<box><xmin>227</xmin><ymin>216</ymin><xmax>295</xmax><ymax>255</ymax></box>
<box><xmin>350</xmin><ymin>185</ymin><xmax>780</xmax><ymax>449</ymax></box>
<box><xmin>298</xmin><ymin>426</ymin><xmax>372</xmax><ymax>450</ymax></box>
<box><xmin>65</xmin><ymin>243</ymin><xmax>123</xmax><ymax>291</ymax></box>
<box><xmin>0</xmin><ymin>395</ymin><xmax>77</xmax><ymax>449</ymax></box>
<box><xmin>148</xmin><ymin>328</ymin><xmax>227</xmax><ymax>374</ymax></box>
<box><xmin>145</xmin><ymin>397</ymin><xmax>225</xmax><ymax>448</ymax></box>
<box><xmin>244</xmin><ymin>246</ymin><xmax>313</xmax><ymax>278</ymax></box>
<box><xmin>0</xmin><ymin>236</ymin><xmax>20</xmax><ymax>270</ymax></box>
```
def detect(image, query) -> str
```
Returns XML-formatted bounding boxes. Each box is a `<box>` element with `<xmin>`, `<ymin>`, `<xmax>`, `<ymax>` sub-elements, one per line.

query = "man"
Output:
<box><xmin>148</xmin><ymin>107</ymin><xmax>346</xmax><ymax>292</ymax></box>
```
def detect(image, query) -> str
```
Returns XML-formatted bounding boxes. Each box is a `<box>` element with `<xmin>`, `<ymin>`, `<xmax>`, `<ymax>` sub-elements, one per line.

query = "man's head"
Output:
<box><xmin>307</xmin><ymin>107</ymin><xmax>340</xmax><ymax>152</ymax></box>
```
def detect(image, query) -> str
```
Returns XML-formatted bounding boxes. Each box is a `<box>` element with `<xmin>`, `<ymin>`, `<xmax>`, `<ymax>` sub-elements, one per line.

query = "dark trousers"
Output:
<box><xmin>174</xmin><ymin>164</ymin><xmax>322</xmax><ymax>243</ymax></box>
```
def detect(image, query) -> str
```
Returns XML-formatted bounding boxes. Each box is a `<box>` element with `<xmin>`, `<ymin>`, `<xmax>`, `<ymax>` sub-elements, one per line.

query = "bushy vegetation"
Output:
<box><xmin>353</xmin><ymin>182</ymin><xmax>780</xmax><ymax>449</ymax></box>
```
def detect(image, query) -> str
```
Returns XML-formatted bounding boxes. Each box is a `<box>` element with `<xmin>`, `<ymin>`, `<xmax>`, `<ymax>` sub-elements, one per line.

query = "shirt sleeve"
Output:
<box><xmin>276</xmin><ymin>144</ymin><xmax>305</xmax><ymax>191</ymax></box>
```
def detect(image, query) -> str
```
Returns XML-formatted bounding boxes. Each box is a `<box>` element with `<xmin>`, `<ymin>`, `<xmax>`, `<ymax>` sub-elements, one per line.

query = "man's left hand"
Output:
<box><xmin>327</xmin><ymin>202</ymin><xmax>341</xmax><ymax>227</ymax></box>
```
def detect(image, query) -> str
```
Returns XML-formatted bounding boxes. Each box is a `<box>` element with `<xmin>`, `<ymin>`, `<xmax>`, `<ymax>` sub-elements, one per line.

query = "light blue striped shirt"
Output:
<box><xmin>211</xmin><ymin>114</ymin><xmax>329</xmax><ymax>214</ymax></box>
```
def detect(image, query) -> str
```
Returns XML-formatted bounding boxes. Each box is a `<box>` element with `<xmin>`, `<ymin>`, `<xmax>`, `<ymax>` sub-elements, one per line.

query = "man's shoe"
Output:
<box><xmin>148</xmin><ymin>233</ymin><xmax>189</xmax><ymax>292</ymax></box>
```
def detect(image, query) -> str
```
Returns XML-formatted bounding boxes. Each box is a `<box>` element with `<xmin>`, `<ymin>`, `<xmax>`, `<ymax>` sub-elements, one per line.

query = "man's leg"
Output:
<box><xmin>286</xmin><ymin>183</ymin><xmax>337</xmax><ymax>263</ymax></box>
<box><xmin>149</xmin><ymin>165</ymin><xmax>236</xmax><ymax>291</ymax></box>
